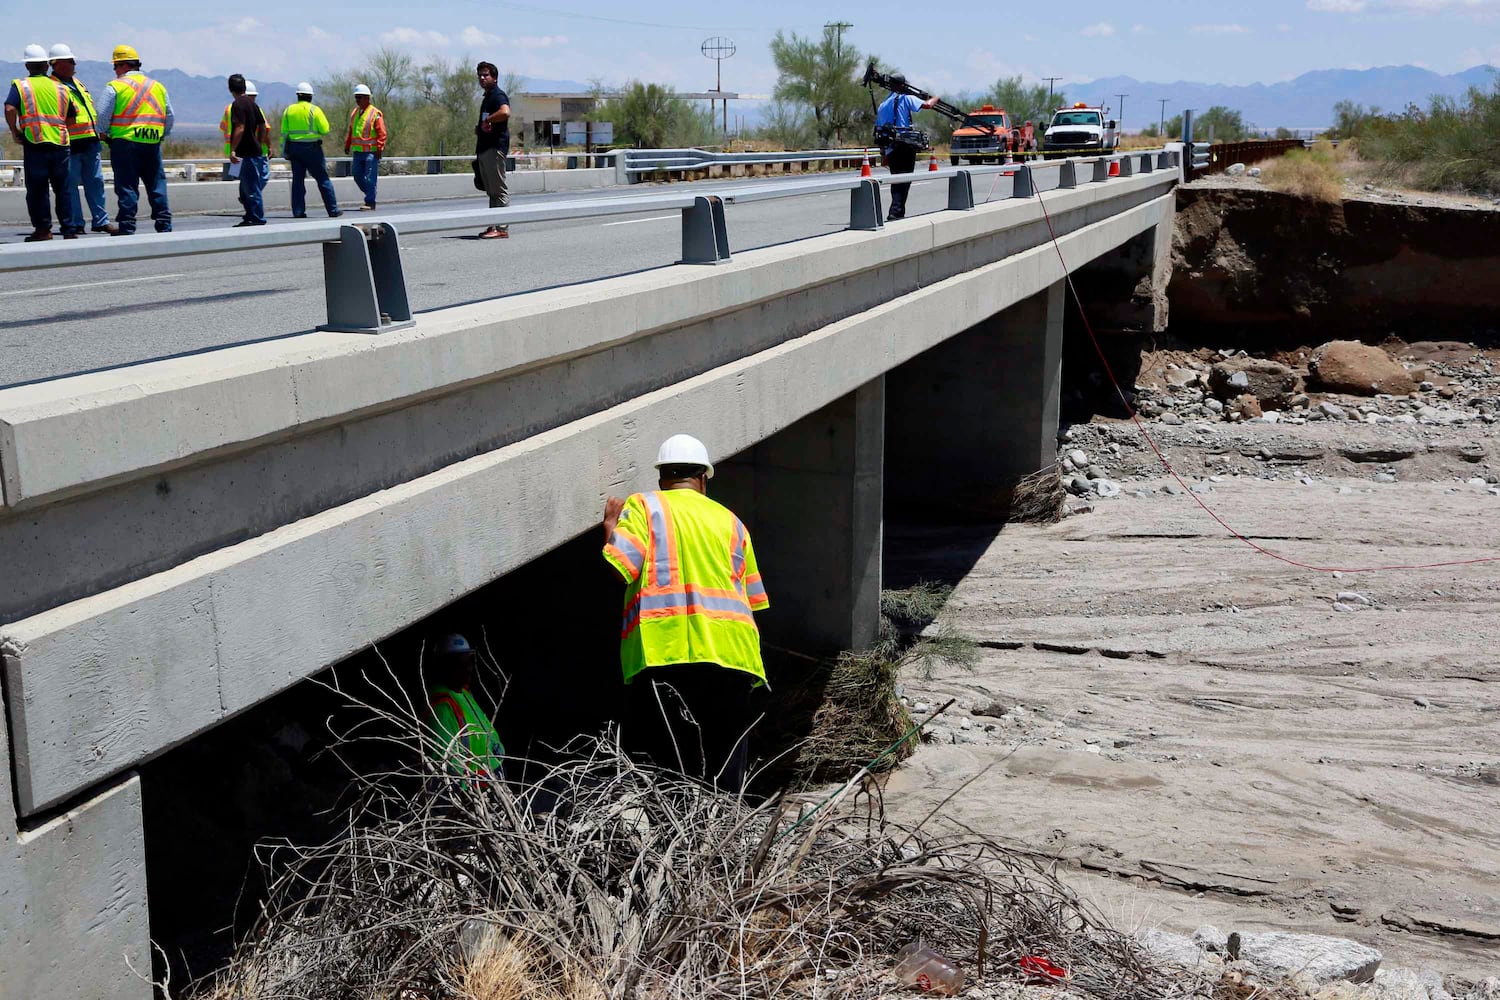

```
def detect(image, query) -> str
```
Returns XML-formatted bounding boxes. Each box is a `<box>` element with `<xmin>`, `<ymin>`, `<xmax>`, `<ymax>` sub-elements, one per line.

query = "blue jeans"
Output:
<box><xmin>66</xmin><ymin>139</ymin><xmax>110</xmax><ymax>233</ymax></box>
<box><xmin>110</xmin><ymin>140</ymin><xmax>171</xmax><ymax>233</ymax></box>
<box><xmin>238</xmin><ymin>155</ymin><xmax>269</xmax><ymax>223</ymax></box>
<box><xmin>352</xmin><ymin>151</ymin><xmax>378</xmax><ymax>206</ymax></box>
<box><xmin>22</xmin><ymin>141</ymin><xmax>75</xmax><ymax>234</ymax></box>
<box><xmin>285</xmin><ymin>141</ymin><xmax>339</xmax><ymax>216</ymax></box>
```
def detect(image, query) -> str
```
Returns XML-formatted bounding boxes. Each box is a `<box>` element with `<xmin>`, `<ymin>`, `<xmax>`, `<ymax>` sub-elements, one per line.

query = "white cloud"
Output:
<box><xmin>81</xmin><ymin>18</ymin><xmax>337</xmax><ymax>78</ymax></box>
<box><xmin>380</xmin><ymin>27</ymin><xmax>451</xmax><ymax>48</ymax></box>
<box><xmin>1080</xmin><ymin>22</ymin><xmax>1115</xmax><ymax>36</ymax></box>
<box><xmin>460</xmin><ymin>26</ymin><xmax>502</xmax><ymax>47</ymax></box>
<box><xmin>1130</xmin><ymin>23</ymin><xmax>1153</xmax><ymax>34</ymax></box>
<box><xmin>458</xmin><ymin>27</ymin><xmax>569</xmax><ymax>50</ymax></box>
<box><xmin>1459</xmin><ymin>42</ymin><xmax>1500</xmax><ymax>65</ymax></box>
<box><xmin>1307</xmin><ymin>0</ymin><xmax>1368</xmax><ymax>10</ymax></box>
<box><xmin>1190</xmin><ymin>23</ymin><xmax>1251</xmax><ymax>33</ymax></box>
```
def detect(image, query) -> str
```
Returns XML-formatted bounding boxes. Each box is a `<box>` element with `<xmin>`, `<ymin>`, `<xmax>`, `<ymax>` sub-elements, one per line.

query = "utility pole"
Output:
<box><xmin>1157</xmin><ymin>98</ymin><xmax>1169</xmax><ymax>137</ymax></box>
<box><xmin>1115</xmin><ymin>92</ymin><xmax>1129</xmax><ymax>126</ymax></box>
<box><xmin>1042</xmin><ymin>76</ymin><xmax>1062</xmax><ymax>100</ymax></box>
<box><xmin>826</xmin><ymin>22</ymin><xmax>853</xmax><ymax>144</ymax></box>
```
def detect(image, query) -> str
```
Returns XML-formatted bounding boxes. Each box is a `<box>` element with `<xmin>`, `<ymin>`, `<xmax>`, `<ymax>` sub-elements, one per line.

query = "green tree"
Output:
<box><xmin>1194</xmin><ymin>105</ymin><xmax>1246</xmax><ymax>141</ymax></box>
<box><xmin>985</xmin><ymin>75</ymin><xmax>1063</xmax><ymax>129</ymax></box>
<box><xmin>770</xmin><ymin>25</ymin><xmax>866</xmax><ymax>145</ymax></box>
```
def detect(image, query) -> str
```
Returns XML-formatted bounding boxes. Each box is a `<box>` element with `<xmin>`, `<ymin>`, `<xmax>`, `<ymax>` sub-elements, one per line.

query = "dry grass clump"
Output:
<box><xmin>1260</xmin><ymin>146</ymin><xmax>1344</xmax><ymax>202</ymax></box>
<box><xmin>1011</xmin><ymin>468</ymin><xmax>1067</xmax><ymax>524</ymax></box>
<box><xmin>788</xmin><ymin>584</ymin><xmax>977</xmax><ymax>785</ymax></box>
<box><xmin>187</xmin><ymin>667</ymin><xmax>1193</xmax><ymax>1000</ymax></box>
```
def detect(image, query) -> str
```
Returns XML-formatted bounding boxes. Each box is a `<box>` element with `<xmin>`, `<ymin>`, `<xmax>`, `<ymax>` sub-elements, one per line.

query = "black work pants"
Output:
<box><xmin>885</xmin><ymin>143</ymin><xmax>918</xmax><ymax>219</ymax></box>
<box><xmin>625</xmin><ymin>664</ymin><xmax>755</xmax><ymax>791</ymax></box>
<box><xmin>22</xmin><ymin>141</ymin><xmax>75</xmax><ymax>234</ymax></box>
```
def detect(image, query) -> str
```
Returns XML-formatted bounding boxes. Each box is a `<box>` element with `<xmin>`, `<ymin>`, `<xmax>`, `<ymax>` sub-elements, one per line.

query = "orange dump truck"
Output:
<box><xmin>947</xmin><ymin>105</ymin><xmax>1037</xmax><ymax>165</ymax></box>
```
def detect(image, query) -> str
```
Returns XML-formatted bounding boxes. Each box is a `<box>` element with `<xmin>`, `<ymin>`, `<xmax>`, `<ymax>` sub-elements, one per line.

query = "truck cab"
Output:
<box><xmin>948</xmin><ymin>105</ymin><xmax>1036</xmax><ymax>165</ymax></box>
<box><xmin>1041</xmin><ymin>103</ymin><xmax>1120</xmax><ymax>158</ymax></box>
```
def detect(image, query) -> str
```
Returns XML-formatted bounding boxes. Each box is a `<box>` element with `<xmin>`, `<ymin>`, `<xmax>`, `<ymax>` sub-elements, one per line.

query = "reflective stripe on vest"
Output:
<box><xmin>349</xmin><ymin>105</ymin><xmax>381</xmax><ymax>151</ymax></box>
<box><xmin>57</xmin><ymin>77</ymin><xmax>97</xmax><ymax>140</ymax></box>
<box><xmin>281</xmin><ymin>101</ymin><xmax>324</xmax><ymax>142</ymax></box>
<box><xmin>617</xmin><ymin>490</ymin><xmax>766</xmax><ymax>684</ymax></box>
<box><xmin>109</xmin><ymin>74</ymin><xmax>167</xmax><ymax>142</ymax></box>
<box><xmin>13</xmin><ymin>77</ymin><xmax>69</xmax><ymax>146</ymax></box>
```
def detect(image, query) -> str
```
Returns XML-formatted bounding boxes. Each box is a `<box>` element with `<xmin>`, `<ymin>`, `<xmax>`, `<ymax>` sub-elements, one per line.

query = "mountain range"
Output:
<box><xmin>1</xmin><ymin>61</ymin><xmax>1492</xmax><ymax>134</ymax></box>
<box><xmin>1062</xmin><ymin>64</ymin><xmax>1496</xmax><ymax>131</ymax></box>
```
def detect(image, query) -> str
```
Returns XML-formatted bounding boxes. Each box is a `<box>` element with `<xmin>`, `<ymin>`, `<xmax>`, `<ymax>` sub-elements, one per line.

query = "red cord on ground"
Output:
<box><xmin>1029</xmin><ymin>180</ymin><xmax>1500</xmax><ymax>574</ymax></box>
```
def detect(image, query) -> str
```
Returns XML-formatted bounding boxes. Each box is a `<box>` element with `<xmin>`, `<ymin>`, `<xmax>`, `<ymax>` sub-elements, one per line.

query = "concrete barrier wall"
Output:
<box><xmin>0</xmin><ymin>167</ymin><xmax>614</xmax><ymax>221</ymax></box>
<box><xmin>1</xmin><ymin>186</ymin><xmax>1175</xmax><ymax>815</ymax></box>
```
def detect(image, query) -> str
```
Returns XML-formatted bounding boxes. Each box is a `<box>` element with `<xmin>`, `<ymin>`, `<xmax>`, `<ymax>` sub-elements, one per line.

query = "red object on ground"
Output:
<box><xmin>1019</xmin><ymin>955</ymin><xmax>1069</xmax><ymax>982</ymax></box>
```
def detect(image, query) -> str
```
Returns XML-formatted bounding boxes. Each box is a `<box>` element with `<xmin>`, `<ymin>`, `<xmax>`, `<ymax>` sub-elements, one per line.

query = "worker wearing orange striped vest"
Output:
<box><xmin>97</xmin><ymin>44</ymin><xmax>173</xmax><ymax>234</ymax></box>
<box><xmin>344</xmin><ymin>85</ymin><xmax>386</xmax><ymax>210</ymax></box>
<box><xmin>49</xmin><ymin>44</ymin><xmax>115</xmax><ymax>236</ymax></box>
<box><xmin>5</xmin><ymin>44</ymin><xmax>78</xmax><ymax>241</ymax></box>
<box><xmin>425</xmin><ymin>633</ymin><xmax>505</xmax><ymax>779</ymax></box>
<box><xmin>601</xmin><ymin>434</ymin><xmax>770</xmax><ymax>790</ymax></box>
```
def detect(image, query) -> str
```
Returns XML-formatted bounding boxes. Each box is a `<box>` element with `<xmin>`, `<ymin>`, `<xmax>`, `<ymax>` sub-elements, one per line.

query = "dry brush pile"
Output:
<box><xmin>185</xmin><ymin>668</ymin><xmax>1199</xmax><ymax>1000</ymax></box>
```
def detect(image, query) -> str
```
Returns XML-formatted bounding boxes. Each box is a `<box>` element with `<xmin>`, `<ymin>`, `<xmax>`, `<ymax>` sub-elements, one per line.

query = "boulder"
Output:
<box><xmin>1309</xmin><ymin>341</ymin><xmax>1416</xmax><ymax>396</ymax></box>
<box><xmin>1209</xmin><ymin>358</ymin><xmax>1298</xmax><ymax>407</ymax></box>
<box><xmin>1237</xmin><ymin>931</ymin><xmax>1382</xmax><ymax>984</ymax></box>
<box><xmin>1374</xmin><ymin>966</ymin><xmax>1453</xmax><ymax>1000</ymax></box>
<box><xmin>1137</xmin><ymin>928</ymin><xmax>1212</xmax><ymax>968</ymax></box>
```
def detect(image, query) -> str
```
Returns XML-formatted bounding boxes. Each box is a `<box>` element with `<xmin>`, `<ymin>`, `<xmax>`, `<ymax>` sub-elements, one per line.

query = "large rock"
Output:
<box><xmin>1209</xmin><ymin>358</ymin><xmax>1299</xmax><ymax>407</ymax></box>
<box><xmin>1374</xmin><ymin>966</ymin><xmax>1453</xmax><ymax>1000</ymax></box>
<box><xmin>1137</xmin><ymin>928</ymin><xmax>1214</xmax><ymax>969</ymax></box>
<box><xmin>1309</xmin><ymin>341</ymin><xmax>1416</xmax><ymax>396</ymax></box>
<box><xmin>1238</xmin><ymin>931</ymin><xmax>1382</xmax><ymax>984</ymax></box>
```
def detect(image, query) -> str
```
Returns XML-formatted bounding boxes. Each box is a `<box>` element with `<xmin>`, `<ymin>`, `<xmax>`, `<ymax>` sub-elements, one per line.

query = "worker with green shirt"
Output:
<box><xmin>425</xmin><ymin>633</ymin><xmax>504</xmax><ymax>780</ymax></box>
<box><xmin>280</xmin><ymin>82</ymin><xmax>341</xmax><ymax>219</ymax></box>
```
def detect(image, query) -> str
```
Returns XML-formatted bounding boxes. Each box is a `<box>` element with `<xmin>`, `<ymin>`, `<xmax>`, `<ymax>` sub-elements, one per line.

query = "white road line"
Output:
<box><xmin>0</xmin><ymin>273</ymin><xmax>189</xmax><ymax>297</ymax></box>
<box><xmin>600</xmin><ymin>214</ymin><xmax>678</xmax><ymax>228</ymax></box>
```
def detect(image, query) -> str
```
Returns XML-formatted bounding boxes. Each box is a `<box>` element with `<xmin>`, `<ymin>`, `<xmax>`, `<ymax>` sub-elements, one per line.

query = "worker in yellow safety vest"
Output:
<box><xmin>343</xmin><ymin>84</ymin><xmax>386</xmax><ymax>210</ymax></box>
<box><xmin>5</xmin><ymin>43</ymin><xmax>78</xmax><ymax>241</ymax></box>
<box><xmin>425</xmin><ymin>633</ymin><xmax>505</xmax><ymax>781</ymax></box>
<box><xmin>601</xmin><ymin>433</ymin><xmax>770</xmax><ymax>790</ymax></box>
<box><xmin>281</xmin><ymin>83</ymin><xmax>341</xmax><ymax>218</ymax></box>
<box><xmin>96</xmin><ymin>43</ymin><xmax>173</xmax><ymax>234</ymax></box>
<box><xmin>49</xmin><ymin>43</ymin><xmax>115</xmax><ymax>235</ymax></box>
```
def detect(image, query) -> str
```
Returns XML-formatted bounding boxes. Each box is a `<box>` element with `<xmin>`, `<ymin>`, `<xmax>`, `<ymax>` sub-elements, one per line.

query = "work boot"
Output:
<box><xmin>360</xmin><ymin>203</ymin><xmax>375</xmax><ymax>211</ymax></box>
<box><xmin>92</xmin><ymin>223</ymin><xmax>119</xmax><ymax>235</ymax></box>
<box><xmin>23</xmin><ymin>230</ymin><xmax>52</xmax><ymax>242</ymax></box>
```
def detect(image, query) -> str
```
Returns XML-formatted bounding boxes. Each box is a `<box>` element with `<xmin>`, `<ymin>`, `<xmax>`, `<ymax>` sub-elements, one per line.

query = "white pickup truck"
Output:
<box><xmin>1041</xmin><ymin>104</ymin><xmax>1121</xmax><ymax>158</ymax></box>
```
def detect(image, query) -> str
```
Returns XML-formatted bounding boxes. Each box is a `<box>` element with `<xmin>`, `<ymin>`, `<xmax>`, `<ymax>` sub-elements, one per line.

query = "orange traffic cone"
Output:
<box><xmin>859</xmin><ymin>151</ymin><xmax>872</xmax><ymax>178</ymax></box>
<box><xmin>1108</xmin><ymin>159</ymin><xmax>1120</xmax><ymax>177</ymax></box>
<box><xmin>929</xmin><ymin>153</ymin><xmax>938</xmax><ymax>171</ymax></box>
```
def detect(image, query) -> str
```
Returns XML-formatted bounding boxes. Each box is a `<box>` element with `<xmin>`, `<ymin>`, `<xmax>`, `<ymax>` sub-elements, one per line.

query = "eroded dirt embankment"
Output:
<box><xmin>1169</xmin><ymin>186</ymin><xmax>1500</xmax><ymax>340</ymax></box>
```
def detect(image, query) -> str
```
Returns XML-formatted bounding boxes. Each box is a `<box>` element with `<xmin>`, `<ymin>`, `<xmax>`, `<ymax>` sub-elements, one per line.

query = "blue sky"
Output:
<box><xmin>17</xmin><ymin>0</ymin><xmax>1499</xmax><ymax>94</ymax></box>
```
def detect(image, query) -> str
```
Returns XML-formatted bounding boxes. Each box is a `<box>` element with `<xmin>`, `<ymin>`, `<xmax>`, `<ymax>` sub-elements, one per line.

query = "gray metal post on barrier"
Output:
<box><xmin>1011</xmin><ymin>164</ymin><xmax>1034</xmax><ymax>198</ymax></box>
<box><xmin>1091</xmin><ymin>158</ymin><xmax>1111</xmax><ymax>183</ymax></box>
<box><xmin>848</xmin><ymin>178</ymin><xmax>883</xmax><ymax>231</ymax></box>
<box><xmin>1117</xmin><ymin>155</ymin><xmax>1135</xmax><ymax>177</ymax></box>
<box><xmin>335</xmin><ymin>160</ymin><xmax>351</xmax><ymax>178</ymax></box>
<box><xmin>318</xmin><ymin>223</ymin><xmax>415</xmax><ymax>335</ymax></box>
<box><xmin>680</xmin><ymin>195</ymin><xmax>730</xmax><ymax>264</ymax></box>
<box><xmin>426</xmin><ymin>159</ymin><xmax>442</xmax><ymax>175</ymax></box>
<box><xmin>1157</xmin><ymin>151</ymin><xmax>1173</xmax><ymax>170</ymax></box>
<box><xmin>1139</xmin><ymin>153</ymin><xmax>1153</xmax><ymax>173</ymax></box>
<box><xmin>947</xmin><ymin>170</ymin><xmax>975</xmax><ymax>210</ymax></box>
<box><xmin>1057</xmin><ymin>161</ymin><xmax>1078</xmax><ymax>189</ymax></box>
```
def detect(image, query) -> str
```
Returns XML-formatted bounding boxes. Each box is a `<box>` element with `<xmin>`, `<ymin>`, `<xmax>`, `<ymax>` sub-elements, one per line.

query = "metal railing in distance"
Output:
<box><xmin>0</xmin><ymin>149</ymin><xmax>1176</xmax><ymax>336</ymax></box>
<box><xmin>620</xmin><ymin>147</ymin><xmax>874</xmax><ymax>178</ymax></box>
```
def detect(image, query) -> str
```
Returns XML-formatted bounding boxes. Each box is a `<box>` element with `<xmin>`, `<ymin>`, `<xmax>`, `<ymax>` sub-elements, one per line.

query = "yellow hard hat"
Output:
<box><xmin>112</xmin><ymin>43</ymin><xmax>140</xmax><ymax>63</ymax></box>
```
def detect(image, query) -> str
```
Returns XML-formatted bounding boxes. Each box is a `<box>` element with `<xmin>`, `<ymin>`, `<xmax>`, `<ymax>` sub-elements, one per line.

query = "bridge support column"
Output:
<box><xmin>714</xmin><ymin>377</ymin><xmax>884</xmax><ymax>657</ymax></box>
<box><xmin>885</xmin><ymin>282</ymin><xmax>1065</xmax><ymax>518</ymax></box>
<box><xmin>0</xmin><ymin>710</ymin><xmax>150</xmax><ymax>999</ymax></box>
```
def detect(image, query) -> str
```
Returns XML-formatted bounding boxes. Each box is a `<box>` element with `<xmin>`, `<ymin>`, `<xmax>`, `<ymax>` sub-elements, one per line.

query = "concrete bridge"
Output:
<box><xmin>0</xmin><ymin>152</ymin><xmax>1179</xmax><ymax>998</ymax></box>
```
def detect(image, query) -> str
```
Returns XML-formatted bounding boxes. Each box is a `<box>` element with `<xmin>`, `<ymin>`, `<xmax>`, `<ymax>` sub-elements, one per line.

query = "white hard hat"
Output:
<box><xmin>22</xmin><ymin>44</ymin><xmax>48</xmax><ymax>62</ymax></box>
<box><xmin>245</xmin><ymin>80</ymin><xmax>258</xmax><ymax>96</ymax></box>
<box><xmin>48</xmin><ymin>43</ymin><xmax>75</xmax><ymax>61</ymax></box>
<box><xmin>296</xmin><ymin>81</ymin><xmax>313</xmax><ymax>96</ymax></box>
<box><xmin>353</xmin><ymin>84</ymin><xmax>371</xmax><ymax>97</ymax></box>
<box><xmin>654</xmin><ymin>434</ymin><xmax>714</xmax><ymax>479</ymax></box>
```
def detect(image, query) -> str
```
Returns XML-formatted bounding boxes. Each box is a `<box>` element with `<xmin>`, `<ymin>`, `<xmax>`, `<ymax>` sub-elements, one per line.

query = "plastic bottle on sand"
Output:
<box><xmin>893</xmin><ymin>942</ymin><xmax>963</xmax><ymax>995</ymax></box>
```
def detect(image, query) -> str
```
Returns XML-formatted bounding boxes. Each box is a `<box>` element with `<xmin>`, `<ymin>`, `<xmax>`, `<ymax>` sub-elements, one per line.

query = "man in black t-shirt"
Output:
<box><xmin>474</xmin><ymin>61</ymin><xmax>511</xmax><ymax>239</ymax></box>
<box><xmin>227</xmin><ymin>73</ymin><xmax>270</xmax><ymax>226</ymax></box>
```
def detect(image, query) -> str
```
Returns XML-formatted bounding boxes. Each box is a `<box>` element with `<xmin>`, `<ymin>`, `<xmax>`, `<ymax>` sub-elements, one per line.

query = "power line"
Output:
<box><xmin>1042</xmin><ymin>76</ymin><xmax>1062</xmax><ymax>99</ymax></box>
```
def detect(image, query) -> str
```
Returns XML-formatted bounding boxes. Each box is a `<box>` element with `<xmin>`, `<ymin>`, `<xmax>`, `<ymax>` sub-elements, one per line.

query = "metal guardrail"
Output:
<box><xmin>0</xmin><ymin>149</ymin><xmax>1177</xmax><ymax>336</ymax></box>
<box><xmin>620</xmin><ymin>147</ymin><xmax>875</xmax><ymax>178</ymax></box>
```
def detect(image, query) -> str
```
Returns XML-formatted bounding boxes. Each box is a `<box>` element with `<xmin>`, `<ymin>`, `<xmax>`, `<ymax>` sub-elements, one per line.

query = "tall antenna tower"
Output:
<box><xmin>701</xmin><ymin>37</ymin><xmax>737</xmax><ymax>134</ymax></box>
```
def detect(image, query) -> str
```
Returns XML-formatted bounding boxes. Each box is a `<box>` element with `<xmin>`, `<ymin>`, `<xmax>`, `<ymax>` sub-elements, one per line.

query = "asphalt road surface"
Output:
<box><xmin>0</xmin><ymin>170</ymin><xmax>977</xmax><ymax>387</ymax></box>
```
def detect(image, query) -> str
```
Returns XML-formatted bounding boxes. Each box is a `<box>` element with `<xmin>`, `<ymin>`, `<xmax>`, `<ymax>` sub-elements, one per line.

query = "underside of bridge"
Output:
<box><xmin>0</xmin><ymin>166</ymin><xmax>1176</xmax><ymax>998</ymax></box>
